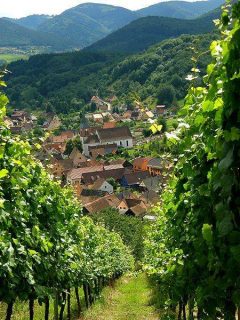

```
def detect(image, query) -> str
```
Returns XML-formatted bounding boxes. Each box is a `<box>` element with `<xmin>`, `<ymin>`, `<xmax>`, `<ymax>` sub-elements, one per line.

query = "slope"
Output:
<box><xmin>37</xmin><ymin>3</ymin><xmax>138</xmax><ymax>48</ymax></box>
<box><xmin>5</xmin><ymin>32</ymin><xmax>216</xmax><ymax>113</ymax></box>
<box><xmin>137</xmin><ymin>0</ymin><xmax>224</xmax><ymax>19</ymax></box>
<box><xmin>10</xmin><ymin>14</ymin><xmax>52</xmax><ymax>30</ymax></box>
<box><xmin>0</xmin><ymin>18</ymin><xmax>71</xmax><ymax>50</ymax></box>
<box><xmin>86</xmin><ymin>11</ymin><xmax>218</xmax><ymax>54</ymax></box>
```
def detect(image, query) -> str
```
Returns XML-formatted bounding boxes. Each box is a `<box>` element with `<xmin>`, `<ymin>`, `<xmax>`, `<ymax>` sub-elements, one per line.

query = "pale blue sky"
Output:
<box><xmin>1</xmin><ymin>0</ymin><xmax>194</xmax><ymax>18</ymax></box>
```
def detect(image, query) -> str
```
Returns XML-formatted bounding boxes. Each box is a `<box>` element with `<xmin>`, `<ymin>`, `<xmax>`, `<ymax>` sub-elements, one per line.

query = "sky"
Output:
<box><xmin>0</xmin><ymin>0</ymin><xmax>193</xmax><ymax>18</ymax></box>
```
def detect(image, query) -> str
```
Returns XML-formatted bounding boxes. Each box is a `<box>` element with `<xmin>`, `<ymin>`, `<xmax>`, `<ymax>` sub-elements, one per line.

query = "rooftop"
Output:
<box><xmin>97</xmin><ymin>126</ymin><xmax>132</xmax><ymax>142</ymax></box>
<box><xmin>147</xmin><ymin>158</ymin><xmax>162</xmax><ymax>169</ymax></box>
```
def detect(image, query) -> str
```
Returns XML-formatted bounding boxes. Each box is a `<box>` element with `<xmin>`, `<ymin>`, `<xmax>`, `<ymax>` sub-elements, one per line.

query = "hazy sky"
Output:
<box><xmin>0</xmin><ymin>0</ymin><xmax>193</xmax><ymax>18</ymax></box>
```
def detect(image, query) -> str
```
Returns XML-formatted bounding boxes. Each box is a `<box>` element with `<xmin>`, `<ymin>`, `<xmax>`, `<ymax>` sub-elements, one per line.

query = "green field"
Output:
<box><xmin>0</xmin><ymin>54</ymin><xmax>28</xmax><ymax>65</ymax></box>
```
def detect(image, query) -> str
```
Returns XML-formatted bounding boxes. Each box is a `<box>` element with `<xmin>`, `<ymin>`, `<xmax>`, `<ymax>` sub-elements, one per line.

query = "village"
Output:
<box><xmin>5</xmin><ymin>95</ymin><xmax>175</xmax><ymax>219</ymax></box>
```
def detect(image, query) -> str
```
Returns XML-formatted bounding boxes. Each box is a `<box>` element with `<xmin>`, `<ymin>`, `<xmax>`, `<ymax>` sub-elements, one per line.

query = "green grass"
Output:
<box><xmin>0</xmin><ymin>288</ymin><xmax>85</xmax><ymax>320</ymax></box>
<box><xmin>0</xmin><ymin>54</ymin><xmax>28</xmax><ymax>65</ymax></box>
<box><xmin>82</xmin><ymin>273</ymin><xmax>160</xmax><ymax>320</ymax></box>
<box><xmin>0</xmin><ymin>274</ymin><xmax>161</xmax><ymax>319</ymax></box>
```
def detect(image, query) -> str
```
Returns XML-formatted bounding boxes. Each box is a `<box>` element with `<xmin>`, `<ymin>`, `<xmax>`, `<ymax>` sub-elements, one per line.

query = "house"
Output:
<box><xmin>103</xmin><ymin>121</ymin><xmax>116</xmax><ymax>129</ymax></box>
<box><xmin>120</xmin><ymin>171</ymin><xmax>151</xmax><ymax>188</ymax></box>
<box><xmin>51</xmin><ymin>158</ymin><xmax>73</xmax><ymax>178</ymax></box>
<box><xmin>4</xmin><ymin>116</ymin><xmax>13</xmax><ymax>127</ymax></box>
<box><xmin>51</xmin><ymin>131</ymin><xmax>76</xmax><ymax>143</ymax></box>
<box><xmin>11</xmin><ymin>110</ymin><xmax>29</xmax><ymax>122</ymax></box>
<box><xmin>69</xmin><ymin>148</ymin><xmax>87</xmax><ymax>167</ymax></box>
<box><xmin>10</xmin><ymin>126</ymin><xmax>23</xmax><ymax>134</ymax></box>
<box><xmin>122</xmin><ymin>111</ymin><xmax>132</xmax><ymax>119</ymax></box>
<box><xmin>117</xmin><ymin>198</ymin><xmax>147</xmax><ymax>217</ymax></box>
<box><xmin>82</xmin><ymin>167</ymin><xmax>125</xmax><ymax>184</ymax></box>
<box><xmin>109</xmin><ymin>159</ymin><xmax>133</xmax><ymax>169</ymax></box>
<box><xmin>43</xmin><ymin>141</ymin><xmax>66</xmax><ymax>154</ymax></box>
<box><xmin>133</xmin><ymin>157</ymin><xmax>152</xmax><ymax>172</ymax></box>
<box><xmin>91</xmin><ymin>96</ymin><xmax>111</xmax><ymax>112</ymax></box>
<box><xmin>155</xmin><ymin>105</ymin><xmax>167</xmax><ymax>116</ymax></box>
<box><xmin>147</xmin><ymin>158</ymin><xmax>163</xmax><ymax>176</ymax></box>
<box><xmin>83</xmin><ymin>194</ymin><xmax>120</xmax><ymax>214</ymax></box>
<box><xmin>90</xmin><ymin>178</ymin><xmax>114</xmax><ymax>194</ymax></box>
<box><xmin>43</xmin><ymin>114</ymin><xmax>61</xmax><ymax>131</ymax></box>
<box><xmin>67</xmin><ymin>166</ymin><xmax>104</xmax><ymax>185</ymax></box>
<box><xmin>140</xmin><ymin>190</ymin><xmax>160</xmax><ymax>205</ymax></box>
<box><xmin>83</xmin><ymin>126</ymin><xmax>133</xmax><ymax>156</ymax></box>
<box><xmin>89</xmin><ymin>143</ymin><xmax>118</xmax><ymax>159</ymax></box>
<box><xmin>127</xmin><ymin>203</ymin><xmax>147</xmax><ymax>217</ymax></box>
<box><xmin>80</xmin><ymin>127</ymin><xmax>99</xmax><ymax>141</ymax></box>
<box><xmin>140</xmin><ymin>176</ymin><xmax>162</xmax><ymax>192</ymax></box>
<box><xmin>93</xmin><ymin>114</ymin><xmax>103</xmax><ymax>123</ymax></box>
<box><xmin>67</xmin><ymin>163</ymin><xmax>124</xmax><ymax>185</ymax></box>
<box><xmin>145</xmin><ymin>111</ymin><xmax>154</xmax><ymax>119</ymax></box>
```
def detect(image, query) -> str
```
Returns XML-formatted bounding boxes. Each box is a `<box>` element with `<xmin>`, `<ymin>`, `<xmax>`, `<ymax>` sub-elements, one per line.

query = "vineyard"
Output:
<box><xmin>0</xmin><ymin>75</ymin><xmax>134</xmax><ymax>319</ymax></box>
<box><xmin>144</xmin><ymin>1</ymin><xmax>240</xmax><ymax>319</ymax></box>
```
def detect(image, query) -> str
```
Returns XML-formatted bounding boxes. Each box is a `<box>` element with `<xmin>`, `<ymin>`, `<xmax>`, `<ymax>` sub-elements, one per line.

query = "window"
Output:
<box><xmin>126</xmin><ymin>140</ymin><xmax>129</xmax><ymax>147</ymax></box>
<box><xmin>120</xmin><ymin>141</ymin><xmax>122</xmax><ymax>146</ymax></box>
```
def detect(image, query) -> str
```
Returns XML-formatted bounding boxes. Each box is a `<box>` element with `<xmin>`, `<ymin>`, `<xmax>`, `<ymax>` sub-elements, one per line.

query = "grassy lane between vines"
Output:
<box><xmin>0</xmin><ymin>273</ymin><xmax>160</xmax><ymax>319</ymax></box>
<box><xmin>81</xmin><ymin>272</ymin><xmax>160</xmax><ymax>320</ymax></box>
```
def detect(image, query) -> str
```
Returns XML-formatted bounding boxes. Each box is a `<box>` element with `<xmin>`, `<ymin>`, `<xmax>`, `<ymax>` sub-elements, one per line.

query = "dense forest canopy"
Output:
<box><xmin>87</xmin><ymin>10</ymin><xmax>219</xmax><ymax>53</ymax></box>
<box><xmin>5</xmin><ymin>32</ymin><xmax>216</xmax><ymax>113</ymax></box>
<box><xmin>0</xmin><ymin>1</ymin><xmax>222</xmax><ymax>53</ymax></box>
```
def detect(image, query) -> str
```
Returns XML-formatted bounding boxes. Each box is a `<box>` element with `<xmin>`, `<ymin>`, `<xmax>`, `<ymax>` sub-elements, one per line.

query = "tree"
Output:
<box><xmin>157</xmin><ymin>116</ymin><xmax>167</xmax><ymax>132</ymax></box>
<box><xmin>157</xmin><ymin>84</ymin><xmax>176</xmax><ymax>106</ymax></box>
<box><xmin>64</xmin><ymin>137</ymin><xmax>83</xmax><ymax>155</ymax></box>
<box><xmin>92</xmin><ymin>208</ymin><xmax>145</xmax><ymax>261</ymax></box>
<box><xmin>143</xmin><ymin>128</ymin><xmax>152</xmax><ymax>137</ymax></box>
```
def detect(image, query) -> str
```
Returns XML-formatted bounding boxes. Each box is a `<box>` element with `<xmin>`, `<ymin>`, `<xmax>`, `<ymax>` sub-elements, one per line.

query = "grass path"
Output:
<box><xmin>81</xmin><ymin>273</ymin><xmax>160</xmax><ymax>320</ymax></box>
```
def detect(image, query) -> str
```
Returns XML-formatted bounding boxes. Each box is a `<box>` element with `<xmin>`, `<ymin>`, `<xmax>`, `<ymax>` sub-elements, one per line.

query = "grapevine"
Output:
<box><xmin>144</xmin><ymin>1</ymin><xmax>240</xmax><ymax>318</ymax></box>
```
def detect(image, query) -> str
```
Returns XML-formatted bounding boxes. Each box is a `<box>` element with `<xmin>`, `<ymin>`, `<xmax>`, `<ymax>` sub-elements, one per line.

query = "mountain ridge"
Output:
<box><xmin>86</xmin><ymin>9</ymin><xmax>219</xmax><ymax>54</ymax></box>
<box><xmin>0</xmin><ymin>0</ymin><xmax>224</xmax><ymax>50</ymax></box>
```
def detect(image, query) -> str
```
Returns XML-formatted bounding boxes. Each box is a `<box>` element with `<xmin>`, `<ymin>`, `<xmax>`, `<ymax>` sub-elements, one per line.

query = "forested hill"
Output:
<box><xmin>137</xmin><ymin>0</ymin><xmax>223</xmax><ymax>19</ymax></box>
<box><xmin>6</xmin><ymin>32</ymin><xmax>216</xmax><ymax>113</ymax></box>
<box><xmin>86</xmin><ymin>10</ymin><xmax>219</xmax><ymax>54</ymax></box>
<box><xmin>7</xmin><ymin>14</ymin><xmax>52</xmax><ymax>30</ymax></box>
<box><xmin>37</xmin><ymin>3</ymin><xmax>138</xmax><ymax>48</ymax></box>
<box><xmin>0</xmin><ymin>18</ymin><xmax>72</xmax><ymax>50</ymax></box>
<box><xmin>1</xmin><ymin>1</ymin><xmax>223</xmax><ymax>51</ymax></box>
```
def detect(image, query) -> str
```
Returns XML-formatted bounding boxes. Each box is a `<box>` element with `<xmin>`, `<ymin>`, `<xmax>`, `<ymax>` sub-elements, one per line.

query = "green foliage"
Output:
<box><xmin>157</xmin><ymin>85</ymin><xmax>176</xmax><ymax>106</ymax></box>
<box><xmin>144</xmin><ymin>2</ymin><xmax>240</xmax><ymax>317</ymax></box>
<box><xmin>0</xmin><ymin>76</ymin><xmax>134</xmax><ymax>311</ymax></box>
<box><xmin>157</xmin><ymin>116</ymin><xmax>167</xmax><ymax>133</ymax></box>
<box><xmin>64</xmin><ymin>136</ymin><xmax>83</xmax><ymax>156</ymax></box>
<box><xmin>137</xmin><ymin>0</ymin><xmax>223</xmax><ymax>19</ymax></box>
<box><xmin>6</xmin><ymin>32</ymin><xmax>216</xmax><ymax>113</ymax></box>
<box><xmin>88</xmin><ymin>13</ymin><xmax>218</xmax><ymax>53</ymax></box>
<box><xmin>92</xmin><ymin>208</ymin><xmax>145</xmax><ymax>261</ymax></box>
<box><xmin>0</xmin><ymin>18</ymin><xmax>70</xmax><ymax>50</ymax></box>
<box><xmin>6</xmin><ymin>50</ymin><xmax>120</xmax><ymax>113</ymax></box>
<box><xmin>37</xmin><ymin>3</ymin><xmax>138</xmax><ymax>48</ymax></box>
